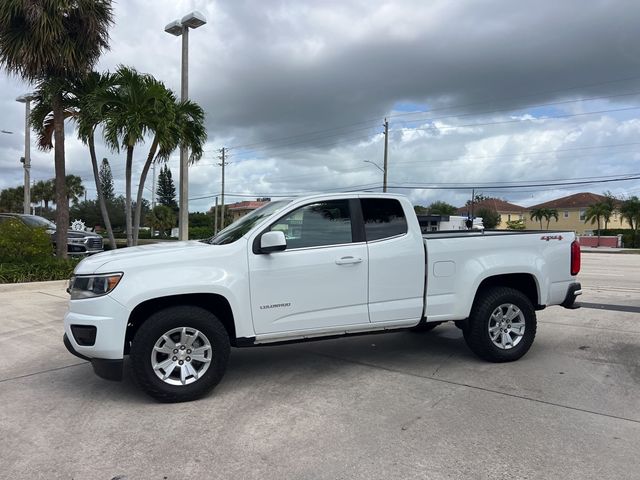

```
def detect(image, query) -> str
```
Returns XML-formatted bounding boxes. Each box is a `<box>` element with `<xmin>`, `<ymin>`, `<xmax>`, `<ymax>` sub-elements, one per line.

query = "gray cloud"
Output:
<box><xmin>2</xmin><ymin>0</ymin><xmax>640</xmax><ymax>212</ymax></box>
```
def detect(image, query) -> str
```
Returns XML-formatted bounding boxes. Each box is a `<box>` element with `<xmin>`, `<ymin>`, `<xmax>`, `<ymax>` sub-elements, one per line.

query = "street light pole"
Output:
<box><xmin>165</xmin><ymin>11</ymin><xmax>207</xmax><ymax>241</ymax></box>
<box><xmin>16</xmin><ymin>94</ymin><xmax>34</xmax><ymax>214</ymax></box>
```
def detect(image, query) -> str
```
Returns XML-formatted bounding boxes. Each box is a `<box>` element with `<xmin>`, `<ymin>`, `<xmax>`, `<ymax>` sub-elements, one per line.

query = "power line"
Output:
<box><xmin>388</xmin><ymin>175</ymin><xmax>640</xmax><ymax>190</ymax></box>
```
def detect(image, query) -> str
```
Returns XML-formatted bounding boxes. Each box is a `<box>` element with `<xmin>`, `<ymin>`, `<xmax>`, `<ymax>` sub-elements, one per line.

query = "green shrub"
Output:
<box><xmin>0</xmin><ymin>219</ymin><xmax>52</xmax><ymax>263</ymax></box>
<box><xmin>0</xmin><ymin>258</ymin><xmax>78</xmax><ymax>283</ymax></box>
<box><xmin>189</xmin><ymin>226</ymin><xmax>214</xmax><ymax>240</ymax></box>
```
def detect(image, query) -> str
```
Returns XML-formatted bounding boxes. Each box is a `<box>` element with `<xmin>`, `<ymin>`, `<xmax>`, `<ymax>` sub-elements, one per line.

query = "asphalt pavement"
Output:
<box><xmin>0</xmin><ymin>253</ymin><xmax>639</xmax><ymax>479</ymax></box>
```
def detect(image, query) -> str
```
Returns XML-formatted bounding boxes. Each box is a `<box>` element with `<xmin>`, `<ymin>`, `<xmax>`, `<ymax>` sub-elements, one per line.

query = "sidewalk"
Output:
<box><xmin>581</xmin><ymin>246</ymin><xmax>639</xmax><ymax>254</ymax></box>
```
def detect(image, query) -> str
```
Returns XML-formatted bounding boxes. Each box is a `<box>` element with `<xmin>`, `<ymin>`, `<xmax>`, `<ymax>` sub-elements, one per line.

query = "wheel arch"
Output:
<box><xmin>125</xmin><ymin>293</ymin><xmax>237</xmax><ymax>354</ymax></box>
<box><xmin>473</xmin><ymin>273</ymin><xmax>541</xmax><ymax>311</ymax></box>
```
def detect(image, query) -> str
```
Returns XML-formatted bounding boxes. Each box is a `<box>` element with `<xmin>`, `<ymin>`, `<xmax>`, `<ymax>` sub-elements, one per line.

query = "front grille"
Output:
<box><xmin>87</xmin><ymin>238</ymin><xmax>103</xmax><ymax>250</ymax></box>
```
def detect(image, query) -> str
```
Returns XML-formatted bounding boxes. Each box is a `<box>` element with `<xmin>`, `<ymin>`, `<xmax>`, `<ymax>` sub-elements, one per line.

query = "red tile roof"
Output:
<box><xmin>456</xmin><ymin>198</ymin><xmax>525</xmax><ymax>215</ymax></box>
<box><xmin>528</xmin><ymin>192</ymin><xmax>607</xmax><ymax>209</ymax></box>
<box><xmin>227</xmin><ymin>201</ymin><xmax>268</xmax><ymax>211</ymax></box>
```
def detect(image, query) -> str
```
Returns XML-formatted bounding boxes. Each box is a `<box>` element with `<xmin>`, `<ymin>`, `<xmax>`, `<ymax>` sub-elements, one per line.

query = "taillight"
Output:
<box><xmin>571</xmin><ymin>240</ymin><xmax>581</xmax><ymax>276</ymax></box>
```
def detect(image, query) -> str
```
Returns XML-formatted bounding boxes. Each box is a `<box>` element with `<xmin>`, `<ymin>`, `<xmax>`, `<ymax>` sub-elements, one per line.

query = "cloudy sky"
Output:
<box><xmin>2</xmin><ymin>0</ymin><xmax>640</xmax><ymax>211</ymax></box>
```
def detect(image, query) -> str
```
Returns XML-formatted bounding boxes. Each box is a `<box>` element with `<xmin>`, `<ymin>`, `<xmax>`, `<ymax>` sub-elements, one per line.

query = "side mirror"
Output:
<box><xmin>260</xmin><ymin>231</ymin><xmax>286</xmax><ymax>253</ymax></box>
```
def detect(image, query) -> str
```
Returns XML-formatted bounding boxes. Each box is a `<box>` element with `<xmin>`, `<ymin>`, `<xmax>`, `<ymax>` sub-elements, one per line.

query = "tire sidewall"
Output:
<box><xmin>131</xmin><ymin>306</ymin><xmax>230</xmax><ymax>402</ymax></box>
<box><xmin>465</xmin><ymin>288</ymin><xmax>537</xmax><ymax>362</ymax></box>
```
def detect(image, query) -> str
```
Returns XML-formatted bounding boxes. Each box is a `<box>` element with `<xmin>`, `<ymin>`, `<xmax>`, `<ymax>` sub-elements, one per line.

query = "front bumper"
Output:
<box><xmin>63</xmin><ymin>294</ymin><xmax>128</xmax><ymax>381</ymax></box>
<box><xmin>63</xmin><ymin>333</ymin><xmax>123</xmax><ymax>381</ymax></box>
<box><xmin>63</xmin><ymin>294</ymin><xmax>129</xmax><ymax>359</ymax></box>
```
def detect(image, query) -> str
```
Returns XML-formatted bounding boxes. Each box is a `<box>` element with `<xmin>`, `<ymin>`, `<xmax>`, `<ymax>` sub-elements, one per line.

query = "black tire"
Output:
<box><xmin>463</xmin><ymin>287</ymin><xmax>537</xmax><ymax>362</ymax></box>
<box><xmin>409</xmin><ymin>321</ymin><xmax>441</xmax><ymax>333</ymax></box>
<box><xmin>130</xmin><ymin>305</ymin><xmax>230</xmax><ymax>402</ymax></box>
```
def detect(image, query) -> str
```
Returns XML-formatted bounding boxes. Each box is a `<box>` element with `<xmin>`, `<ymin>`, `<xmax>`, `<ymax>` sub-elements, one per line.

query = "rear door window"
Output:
<box><xmin>361</xmin><ymin>198</ymin><xmax>407</xmax><ymax>241</ymax></box>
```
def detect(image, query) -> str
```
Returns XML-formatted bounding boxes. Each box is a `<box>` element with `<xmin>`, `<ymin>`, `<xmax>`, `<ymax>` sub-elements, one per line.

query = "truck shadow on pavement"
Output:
<box><xmin>61</xmin><ymin>325</ymin><xmax>483</xmax><ymax>403</ymax></box>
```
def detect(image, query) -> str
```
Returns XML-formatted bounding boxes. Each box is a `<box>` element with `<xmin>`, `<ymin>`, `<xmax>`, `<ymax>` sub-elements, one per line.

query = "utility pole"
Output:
<box><xmin>213</xmin><ymin>196</ymin><xmax>218</xmax><ymax>234</ymax></box>
<box><xmin>467</xmin><ymin>188</ymin><xmax>475</xmax><ymax>229</ymax></box>
<box><xmin>218</xmin><ymin>148</ymin><xmax>229</xmax><ymax>229</ymax></box>
<box><xmin>150</xmin><ymin>164</ymin><xmax>157</xmax><ymax>237</ymax></box>
<box><xmin>151</xmin><ymin>163</ymin><xmax>156</xmax><ymax>209</ymax></box>
<box><xmin>382</xmin><ymin>118</ymin><xmax>389</xmax><ymax>192</ymax></box>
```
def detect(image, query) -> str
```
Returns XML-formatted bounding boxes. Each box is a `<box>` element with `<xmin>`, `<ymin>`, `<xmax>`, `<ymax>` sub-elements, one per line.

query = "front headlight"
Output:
<box><xmin>68</xmin><ymin>273</ymin><xmax>123</xmax><ymax>300</ymax></box>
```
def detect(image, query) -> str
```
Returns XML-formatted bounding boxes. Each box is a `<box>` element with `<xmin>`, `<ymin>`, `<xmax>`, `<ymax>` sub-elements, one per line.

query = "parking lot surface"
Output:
<box><xmin>1</xmin><ymin>252</ymin><xmax>639</xmax><ymax>479</ymax></box>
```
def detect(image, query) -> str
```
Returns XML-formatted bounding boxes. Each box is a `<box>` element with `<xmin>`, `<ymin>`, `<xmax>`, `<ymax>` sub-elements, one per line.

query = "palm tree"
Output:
<box><xmin>64</xmin><ymin>175</ymin><xmax>85</xmax><ymax>206</ymax></box>
<box><xmin>601</xmin><ymin>191</ymin><xmax>617</xmax><ymax>230</ymax></box>
<box><xmin>530</xmin><ymin>208</ymin><xmax>545</xmax><ymax>229</ymax></box>
<box><xmin>100</xmin><ymin>66</ymin><xmax>168</xmax><ymax>246</ymax></box>
<box><xmin>0</xmin><ymin>0</ymin><xmax>113</xmax><ymax>257</ymax></box>
<box><xmin>619</xmin><ymin>196</ymin><xmax>640</xmax><ymax>248</ymax></box>
<box><xmin>133</xmin><ymin>95</ymin><xmax>207</xmax><ymax>245</ymax></box>
<box><xmin>149</xmin><ymin>205</ymin><xmax>176</xmax><ymax>238</ymax></box>
<box><xmin>584</xmin><ymin>203</ymin><xmax>609</xmax><ymax>246</ymax></box>
<box><xmin>0</xmin><ymin>186</ymin><xmax>23</xmax><ymax>212</ymax></box>
<box><xmin>31</xmin><ymin>73</ymin><xmax>118</xmax><ymax>249</ymax></box>
<box><xmin>31</xmin><ymin>179</ymin><xmax>55</xmax><ymax>211</ymax></box>
<box><xmin>544</xmin><ymin>208</ymin><xmax>559</xmax><ymax>229</ymax></box>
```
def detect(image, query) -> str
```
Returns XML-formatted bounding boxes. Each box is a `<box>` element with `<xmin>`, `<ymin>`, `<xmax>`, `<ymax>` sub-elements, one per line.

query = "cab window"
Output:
<box><xmin>269</xmin><ymin>200</ymin><xmax>352</xmax><ymax>249</ymax></box>
<box><xmin>361</xmin><ymin>198</ymin><xmax>407</xmax><ymax>241</ymax></box>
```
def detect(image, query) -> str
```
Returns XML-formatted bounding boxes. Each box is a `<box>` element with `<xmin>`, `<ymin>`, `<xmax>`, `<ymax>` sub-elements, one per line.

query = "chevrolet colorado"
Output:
<box><xmin>63</xmin><ymin>193</ymin><xmax>581</xmax><ymax>402</ymax></box>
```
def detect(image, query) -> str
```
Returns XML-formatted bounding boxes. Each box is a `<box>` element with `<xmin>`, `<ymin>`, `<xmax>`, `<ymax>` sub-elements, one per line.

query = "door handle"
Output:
<box><xmin>335</xmin><ymin>256</ymin><xmax>363</xmax><ymax>265</ymax></box>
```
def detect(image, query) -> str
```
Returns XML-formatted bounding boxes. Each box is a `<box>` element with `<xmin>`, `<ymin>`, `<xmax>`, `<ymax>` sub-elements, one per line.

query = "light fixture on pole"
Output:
<box><xmin>164</xmin><ymin>10</ymin><xmax>207</xmax><ymax>240</ymax></box>
<box><xmin>16</xmin><ymin>94</ymin><xmax>35</xmax><ymax>214</ymax></box>
<box><xmin>363</xmin><ymin>160</ymin><xmax>386</xmax><ymax>191</ymax></box>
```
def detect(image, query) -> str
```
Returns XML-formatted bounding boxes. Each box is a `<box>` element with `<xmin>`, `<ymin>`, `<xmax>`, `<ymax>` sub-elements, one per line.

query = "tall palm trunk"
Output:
<box><xmin>88</xmin><ymin>134</ymin><xmax>116</xmax><ymax>250</ymax></box>
<box><xmin>125</xmin><ymin>145</ymin><xmax>134</xmax><ymax>247</ymax></box>
<box><xmin>52</xmin><ymin>92</ymin><xmax>68</xmax><ymax>258</ymax></box>
<box><xmin>133</xmin><ymin>136</ymin><xmax>159</xmax><ymax>245</ymax></box>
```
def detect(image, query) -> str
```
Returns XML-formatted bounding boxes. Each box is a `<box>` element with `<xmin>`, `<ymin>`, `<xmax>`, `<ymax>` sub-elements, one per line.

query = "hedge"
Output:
<box><xmin>598</xmin><ymin>229</ymin><xmax>637</xmax><ymax>248</ymax></box>
<box><xmin>0</xmin><ymin>259</ymin><xmax>78</xmax><ymax>284</ymax></box>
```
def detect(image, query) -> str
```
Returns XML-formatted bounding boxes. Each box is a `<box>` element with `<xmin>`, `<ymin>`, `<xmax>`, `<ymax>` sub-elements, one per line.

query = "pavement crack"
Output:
<box><xmin>0</xmin><ymin>362</ymin><xmax>88</xmax><ymax>384</ymax></box>
<box><xmin>431</xmin><ymin>352</ymin><xmax>454</xmax><ymax>376</ymax></box>
<box><xmin>300</xmin><ymin>349</ymin><xmax>640</xmax><ymax>425</ymax></box>
<box><xmin>37</xmin><ymin>291</ymin><xmax>69</xmax><ymax>300</ymax></box>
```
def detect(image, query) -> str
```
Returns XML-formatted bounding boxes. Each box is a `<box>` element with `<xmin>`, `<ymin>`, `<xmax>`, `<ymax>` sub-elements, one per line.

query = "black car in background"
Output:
<box><xmin>0</xmin><ymin>213</ymin><xmax>104</xmax><ymax>255</ymax></box>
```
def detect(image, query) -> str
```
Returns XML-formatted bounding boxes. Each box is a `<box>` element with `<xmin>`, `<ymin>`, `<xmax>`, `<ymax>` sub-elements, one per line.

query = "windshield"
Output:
<box><xmin>21</xmin><ymin>215</ymin><xmax>56</xmax><ymax>229</ymax></box>
<box><xmin>206</xmin><ymin>200</ymin><xmax>291</xmax><ymax>245</ymax></box>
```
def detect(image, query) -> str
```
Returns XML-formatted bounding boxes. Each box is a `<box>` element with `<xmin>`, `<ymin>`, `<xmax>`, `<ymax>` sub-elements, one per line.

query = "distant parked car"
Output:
<box><xmin>0</xmin><ymin>213</ymin><xmax>104</xmax><ymax>256</ymax></box>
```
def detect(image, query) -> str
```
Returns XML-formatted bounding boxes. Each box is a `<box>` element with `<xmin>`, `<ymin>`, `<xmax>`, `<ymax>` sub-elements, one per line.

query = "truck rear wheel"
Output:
<box><xmin>130</xmin><ymin>305</ymin><xmax>230</xmax><ymax>402</ymax></box>
<box><xmin>463</xmin><ymin>287</ymin><xmax>536</xmax><ymax>362</ymax></box>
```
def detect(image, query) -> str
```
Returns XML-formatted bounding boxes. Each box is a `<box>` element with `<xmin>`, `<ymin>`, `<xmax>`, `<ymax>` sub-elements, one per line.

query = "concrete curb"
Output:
<box><xmin>581</xmin><ymin>248</ymin><xmax>639</xmax><ymax>254</ymax></box>
<box><xmin>0</xmin><ymin>279</ymin><xmax>68</xmax><ymax>293</ymax></box>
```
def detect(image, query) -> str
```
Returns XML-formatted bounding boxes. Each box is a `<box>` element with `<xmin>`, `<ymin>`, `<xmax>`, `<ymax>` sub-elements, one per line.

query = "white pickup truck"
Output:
<box><xmin>63</xmin><ymin>193</ymin><xmax>581</xmax><ymax>402</ymax></box>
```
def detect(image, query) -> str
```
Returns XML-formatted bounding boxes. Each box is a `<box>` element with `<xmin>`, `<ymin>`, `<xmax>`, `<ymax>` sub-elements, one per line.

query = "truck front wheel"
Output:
<box><xmin>130</xmin><ymin>305</ymin><xmax>230</xmax><ymax>402</ymax></box>
<box><xmin>463</xmin><ymin>287</ymin><xmax>537</xmax><ymax>362</ymax></box>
